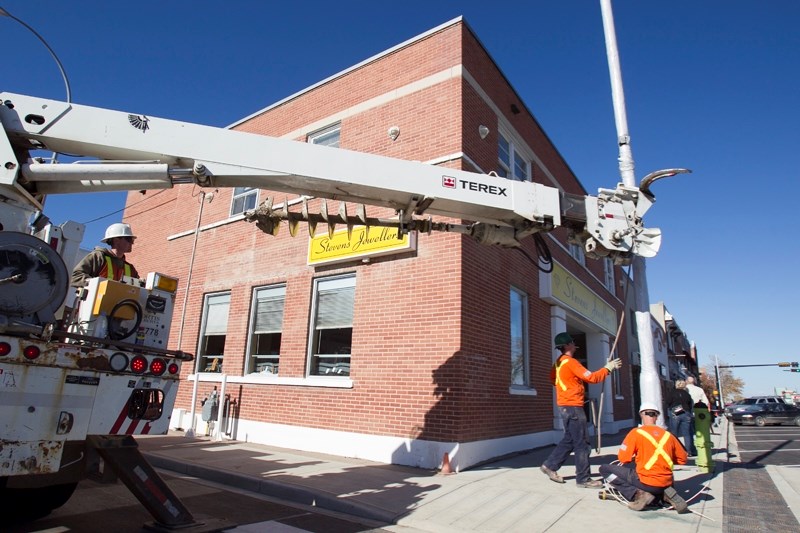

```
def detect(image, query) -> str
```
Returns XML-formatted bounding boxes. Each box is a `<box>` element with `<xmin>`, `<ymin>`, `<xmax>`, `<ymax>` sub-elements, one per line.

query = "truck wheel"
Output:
<box><xmin>2</xmin><ymin>482</ymin><xmax>78</xmax><ymax>520</ymax></box>
<box><xmin>755</xmin><ymin>416</ymin><xmax>766</xmax><ymax>427</ymax></box>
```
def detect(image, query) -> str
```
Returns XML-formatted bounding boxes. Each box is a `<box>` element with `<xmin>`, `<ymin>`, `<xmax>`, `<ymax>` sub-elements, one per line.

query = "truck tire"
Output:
<box><xmin>2</xmin><ymin>482</ymin><xmax>78</xmax><ymax>520</ymax></box>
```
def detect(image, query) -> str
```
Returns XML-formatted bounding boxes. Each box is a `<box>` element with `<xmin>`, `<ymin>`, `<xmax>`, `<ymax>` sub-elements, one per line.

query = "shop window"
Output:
<box><xmin>197</xmin><ymin>292</ymin><xmax>230</xmax><ymax>373</ymax></box>
<box><xmin>308</xmin><ymin>275</ymin><xmax>354</xmax><ymax>376</ymax></box>
<box><xmin>231</xmin><ymin>187</ymin><xmax>258</xmax><ymax>216</ymax></box>
<box><xmin>498</xmin><ymin>132</ymin><xmax>530</xmax><ymax>182</ymax></box>
<box><xmin>246</xmin><ymin>285</ymin><xmax>285</xmax><ymax>374</ymax></box>
<box><xmin>510</xmin><ymin>287</ymin><xmax>530</xmax><ymax>387</ymax></box>
<box><xmin>308</xmin><ymin>124</ymin><xmax>340</xmax><ymax>148</ymax></box>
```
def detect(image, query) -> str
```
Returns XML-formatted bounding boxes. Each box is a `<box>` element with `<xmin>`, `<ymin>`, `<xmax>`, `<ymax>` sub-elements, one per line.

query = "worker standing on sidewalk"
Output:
<box><xmin>686</xmin><ymin>375</ymin><xmax>714</xmax><ymax>473</ymax></box>
<box><xmin>599</xmin><ymin>404</ymin><xmax>689</xmax><ymax>512</ymax></box>
<box><xmin>540</xmin><ymin>332</ymin><xmax>621</xmax><ymax>488</ymax></box>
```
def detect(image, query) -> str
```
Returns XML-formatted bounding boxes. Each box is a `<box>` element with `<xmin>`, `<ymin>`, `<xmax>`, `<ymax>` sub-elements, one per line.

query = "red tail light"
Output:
<box><xmin>23</xmin><ymin>345</ymin><xmax>41</xmax><ymax>360</ymax></box>
<box><xmin>150</xmin><ymin>358</ymin><xmax>166</xmax><ymax>376</ymax></box>
<box><xmin>130</xmin><ymin>355</ymin><xmax>147</xmax><ymax>374</ymax></box>
<box><xmin>0</xmin><ymin>342</ymin><xmax>10</xmax><ymax>356</ymax></box>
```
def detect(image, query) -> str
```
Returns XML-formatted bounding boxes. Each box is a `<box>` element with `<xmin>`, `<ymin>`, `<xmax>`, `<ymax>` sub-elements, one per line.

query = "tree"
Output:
<box><xmin>701</xmin><ymin>361</ymin><xmax>745</xmax><ymax>406</ymax></box>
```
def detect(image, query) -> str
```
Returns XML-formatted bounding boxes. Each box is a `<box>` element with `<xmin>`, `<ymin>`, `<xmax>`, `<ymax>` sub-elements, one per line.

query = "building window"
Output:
<box><xmin>510</xmin><ymin>287</ymin><xmax>530</xmax><ymax>387</ymax></box>
<box><xmin>569</xmin><ymin>242</ymin><xmax>585</xmax><ymax>265</ymax></box>
<box><xmin>498</xmin><ymin>132</ymin><xmax>529</xmax><ymax>181</ymax></box>
<box><xmin>231</xmin><ymin>187</ymin><xmax>258</xmax><ymax>216</ymax></box>
<box><xmin>604</xmin><ymin>257</ymin><xmax>615</xmax><ymax>292</ymax></box>
<box><xmin>197</xmin><ymin>292</ymin><xmax>230</xmax><ymax>373</ymax></box>
<box><xmin>308</xmin><ymin>124</ymin><xmax>341</xmax><ymax>147</ymax></box>
<box><xmin>308</xmin><ymin>274</ymin><xmax>354</xmax><ymax>376</ymax></box>
<box><xmin>246</xmin><ymin>285</ymin><xmax>285</xmax><ymax>375</ymax></box>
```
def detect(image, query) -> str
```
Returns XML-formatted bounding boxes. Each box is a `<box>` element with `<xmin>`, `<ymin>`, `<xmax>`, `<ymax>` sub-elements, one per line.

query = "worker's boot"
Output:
<box><xmin>663</xmin><ymin>486</ymin><xmax>689</xmax><ymax>514</ymax></box>
<box><xmin>627</xmin><ymin>489</ymin><xmax>655</xmax><ymax>511</ymax></box>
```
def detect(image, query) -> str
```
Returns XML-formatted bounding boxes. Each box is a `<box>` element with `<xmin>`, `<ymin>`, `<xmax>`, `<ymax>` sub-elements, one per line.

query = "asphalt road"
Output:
<box><xmin>7</xmin><ymin>470</ymin><xmax>391</xmax><ymax>533</ymax></box>
<box><xmin>732</xmin><ymin>423</ymin><xmax>800</xmax><ymax>465</ymax></box>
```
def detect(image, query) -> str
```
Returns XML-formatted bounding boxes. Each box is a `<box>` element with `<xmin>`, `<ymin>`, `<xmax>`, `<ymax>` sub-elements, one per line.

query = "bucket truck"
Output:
<box><xmin>0</xmin><ymin>92</ymin><xmax>671</xmax><ymax>526</ymax></box>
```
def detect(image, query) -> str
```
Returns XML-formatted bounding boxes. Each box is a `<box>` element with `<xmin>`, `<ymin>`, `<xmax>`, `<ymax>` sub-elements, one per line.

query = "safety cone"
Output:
<box><xmin>440</xmin><ymin>452</ymin><xmax>455</xmax><ymax>475</ymax></box>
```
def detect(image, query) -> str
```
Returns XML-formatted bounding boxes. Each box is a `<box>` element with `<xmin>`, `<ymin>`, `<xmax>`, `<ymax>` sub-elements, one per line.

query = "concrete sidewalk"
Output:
<box><xmin>137</xmin><ymin>422</ymin><xmax>736</xmax><ymax>532</ymax></box>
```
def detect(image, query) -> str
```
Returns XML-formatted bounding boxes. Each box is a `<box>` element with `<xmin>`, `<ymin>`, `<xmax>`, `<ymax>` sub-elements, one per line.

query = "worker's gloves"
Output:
<box><xmin>604</xmin><ymin>359</ymin><xmax>622</xmax><ymax>372</ymax></box>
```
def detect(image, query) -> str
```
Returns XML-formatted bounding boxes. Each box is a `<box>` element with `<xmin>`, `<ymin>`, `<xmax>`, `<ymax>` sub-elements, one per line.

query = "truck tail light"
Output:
<box><xmin>109</xmin><ymin>352</ymin><xmax>129</xmax><ymax>372</ymax></box>
<box><xmin>0</xmin><ymin>342</ymin><xmax>10</xmax><ymax>356</ymax></box>
<box><xmin>149</xmin><ymin>358</ymin><xmax>166</xmax><ymax>376</ymax></box>
<box><xmin>23</xmin><ymin>345</ymin><xmax>41</xmax><ymax>360</ymax></box>
<box><xmin>130</xmin><ymin>355</ymin><xmax>147</xmax><ymax>374</ymax></box>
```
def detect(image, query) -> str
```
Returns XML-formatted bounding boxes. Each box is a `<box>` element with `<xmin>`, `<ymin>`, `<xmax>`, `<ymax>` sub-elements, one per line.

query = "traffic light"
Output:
<box><xmin>793</xmin><ymin>362</ymin><xmax>799</xmax><ymax>368</ymax></box>
<box><xmin>778</xmin><ymin>362</ymin><xmax>792</xmax><ymax>367</ymax></box>
<box><xmin>784</xmin><ymin>369</ymin><xmax>800</xmax><ymax>373</ymax></box>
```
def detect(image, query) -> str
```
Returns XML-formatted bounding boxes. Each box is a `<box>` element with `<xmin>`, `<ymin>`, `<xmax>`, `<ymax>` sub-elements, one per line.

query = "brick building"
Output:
<box><xmin>127</xmin><ymin>17</ymin><xmax>633</xmax><ymax>470</ymax></box>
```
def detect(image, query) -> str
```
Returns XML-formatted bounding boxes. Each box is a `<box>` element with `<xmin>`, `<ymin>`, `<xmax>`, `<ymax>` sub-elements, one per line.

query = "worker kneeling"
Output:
<box><xmin>599</xmin><ymin>404</ymin><xmax>689</xmax><ymax>513</ymax></box>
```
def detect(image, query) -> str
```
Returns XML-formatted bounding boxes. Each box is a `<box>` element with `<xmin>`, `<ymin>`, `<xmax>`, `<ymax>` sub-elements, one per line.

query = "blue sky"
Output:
<box><xmin>2</xmin><ymin>1</ymin><xmax>798</xmax><ymax>396</ymax></box>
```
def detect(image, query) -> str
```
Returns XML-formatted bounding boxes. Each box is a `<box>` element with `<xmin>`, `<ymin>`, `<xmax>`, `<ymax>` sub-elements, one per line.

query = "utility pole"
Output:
<box><xmin>599</xmin><ymin>0</ymin><xmax>663</xmax><ymax>420</ymax></box>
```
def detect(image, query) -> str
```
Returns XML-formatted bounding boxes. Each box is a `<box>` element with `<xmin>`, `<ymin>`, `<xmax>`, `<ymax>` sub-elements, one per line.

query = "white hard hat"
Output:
<box><xmin>639</xmin><ymin>402</ymin><xmax>660</xmax><ymax>414</ymax></box>
<box><xmin>102</xmin><ymin>223</ymin><xmax>136</xmax><ymax>243</ymax></box>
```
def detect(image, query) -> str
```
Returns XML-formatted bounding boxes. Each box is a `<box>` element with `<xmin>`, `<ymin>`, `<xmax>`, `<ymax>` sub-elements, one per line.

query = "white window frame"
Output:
<box><xmin>196</xmin><ymin>292</ymin><xmax>230</xmax><ymax>373</ymax></box>
<box><xmin>307</xmin><ymin>274</ymin><xmax>355</xmax><ymax>377</ymax></box>
<box><xmin>308</xmin><ymin>123</ymin><xmax>341</xmax><ymax>147</ymax></box>
<box><xmin>245</xmin><ymin>284</ymin><xmax>286</xmax><ymax>375</ymax></box>
<box><xmin>604</xmin><ymin>257</ymin><xmax>615</xmax><ymax>292</ymax></box>
<box><xmin>498</xmin><ymin>131</ymin><xmax>530</xmax><ymax>182</ymax></box>
<box><xmin>510</xmin><ymin>286</ymin><xmax>532</xmax><ymax>391</ymax></box>
<box><xmin>230</xmin><ymin>187</ymin><xmax>258</xmax><ymax>217</ymax></box>
<box><xmin>569</xmin><ymin>242</ymin><xmax>585</xmax><ymax>265</ymax></box>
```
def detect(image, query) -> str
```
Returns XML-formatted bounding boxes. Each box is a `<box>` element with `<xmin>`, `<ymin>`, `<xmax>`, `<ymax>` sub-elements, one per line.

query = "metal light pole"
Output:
<box><xmin>599</xmin><ymin>0</ymin><xmax>663</xmax><ymax>419</ymax></box>
<box><xmin>714</xmin><ymin>354</ymin><xmax>724</xmax><ymax>409</ymax></box>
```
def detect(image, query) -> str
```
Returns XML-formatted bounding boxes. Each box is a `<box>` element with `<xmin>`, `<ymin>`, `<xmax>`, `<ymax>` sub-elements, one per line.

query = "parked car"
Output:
<box><xmin>728</xmin><ymin>399</ymin><xmax>800</xmax><ymax>426</ymax></box>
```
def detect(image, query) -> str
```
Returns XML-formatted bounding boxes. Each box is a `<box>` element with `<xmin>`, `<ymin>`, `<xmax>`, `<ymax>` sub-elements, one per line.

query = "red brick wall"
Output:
<box><xmin>127</xmin><ymin>20</ymin><xmax>630</xmax><ymax>444</ymax></box>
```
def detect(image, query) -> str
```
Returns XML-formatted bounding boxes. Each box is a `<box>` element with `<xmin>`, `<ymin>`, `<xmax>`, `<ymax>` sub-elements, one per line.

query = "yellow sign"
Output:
<box><xmin>545</xmin><ymin>262</ymin><xmax>616</xmax><ymax>334</ymax></box>
<box><xmin>308</xmin><ymin>226</ymin><xmax>415</xmax><ymax>265</ymax></box>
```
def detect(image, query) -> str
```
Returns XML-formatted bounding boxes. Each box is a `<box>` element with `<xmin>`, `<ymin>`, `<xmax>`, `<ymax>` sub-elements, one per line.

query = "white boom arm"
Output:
<box><xmin>0</xmin><ymin>92</ymin><xmax>663</xmax><ymax>261</ymax></box>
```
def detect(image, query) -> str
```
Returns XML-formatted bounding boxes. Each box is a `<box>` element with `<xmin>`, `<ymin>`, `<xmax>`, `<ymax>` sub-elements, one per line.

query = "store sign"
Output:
<box><xmin>308</xmin><ymin>226</ymin><xmax>415</xmax><ymax>265</ymax></box>
<box><xmin>541</xmin><ymin>262</ymin><xmax>616</xmax><ymax>334</ymax></box>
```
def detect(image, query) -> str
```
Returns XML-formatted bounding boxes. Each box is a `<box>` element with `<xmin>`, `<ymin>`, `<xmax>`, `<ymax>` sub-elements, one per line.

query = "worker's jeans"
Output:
<box><xmin>599</xmin><ymin>463</ymin><xmax>664</xmax><ymax>501</ymax></box>
<box><xmin>542</xmin><ymin>405</ymin><xmax>592</xmax><ymax>483</ymax></box>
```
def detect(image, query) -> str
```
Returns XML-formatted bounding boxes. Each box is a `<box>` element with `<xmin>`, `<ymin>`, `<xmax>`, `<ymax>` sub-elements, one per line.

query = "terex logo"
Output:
<box><xmin>442</xmin><ymin>176</ymin><xmax>507</xmax><ymax>196</ymax></box>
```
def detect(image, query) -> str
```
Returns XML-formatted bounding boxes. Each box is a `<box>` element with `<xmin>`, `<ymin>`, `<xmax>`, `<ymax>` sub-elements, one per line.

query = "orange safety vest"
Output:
<box><xmin>99</xmin><ymin>256</ymin><xmax>132</xmax><ymax>281</ymax></box>
<box><xmin>550</xmin><ymin>355</ymin><xmax>609</xmax><ymax>407</ymax></box>
<box><xmin>619</xmin><ymin>425</ymin><xmax>687</xmax><ymax>488</ymax></box>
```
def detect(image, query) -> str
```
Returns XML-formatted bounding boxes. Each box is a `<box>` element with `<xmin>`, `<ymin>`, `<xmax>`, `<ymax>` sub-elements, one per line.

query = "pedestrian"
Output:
<box><xmin>599</xmin><ymin>403</ymin><xmax>689</xmax><ymax>512</ymax></box>
<box><xmin>664</xmin><ymin>380</ymin><xmax>696</xmax><ymax>456</ymax></box>
<box><xmin>685</xmin><ymin>375</ymin><xmax>714</xmax><ymax>473</ymax></box>
<box><xmin>71</xmin><ymin>222</ymin><xmax>140</xmax><ymax>286</ymax></box>
<box><xmin>540</xmin><ymin>332</ymin><xmax>622</xmax><ymax>488</ymax></box>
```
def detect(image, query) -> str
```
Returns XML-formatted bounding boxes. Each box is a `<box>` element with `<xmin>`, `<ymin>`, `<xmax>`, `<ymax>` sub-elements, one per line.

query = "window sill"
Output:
<box><xmin>509</xmin><ymin>386</ymin><xmax>537</xmax><ymax>396</ymax></box>
<box><xmin>188</xmin><ymin>373</ymin><xmax>353</xmax><ymax>389</ymax></box>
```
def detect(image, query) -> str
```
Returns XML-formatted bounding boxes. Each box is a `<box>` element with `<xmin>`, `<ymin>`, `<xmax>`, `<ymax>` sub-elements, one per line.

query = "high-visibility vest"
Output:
<box><xmin>635</xmin><ymin>428</ymin><xmax>674</xmax><ymax>470</ymax></box>
<box><xmin>554</xmin><ymin>357</ymin><xmax>569</xmax><ymax>391</ymax></box>
<box><xmin>100</xmin><ymin>256</ymin><xmax>132</xmax><ymax>281</ymax></box>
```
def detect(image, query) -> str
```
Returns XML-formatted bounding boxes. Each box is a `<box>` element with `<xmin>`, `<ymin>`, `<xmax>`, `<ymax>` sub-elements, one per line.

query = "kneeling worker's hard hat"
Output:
<box><xmin>639</xmin><ymin>402</ymin><xmax>660</xmax><ymax>414</ymax></box>
<box><xmin>102</xmin><ymin>223</ymin><xmax>136</xmax><ymax>243</ymax></box>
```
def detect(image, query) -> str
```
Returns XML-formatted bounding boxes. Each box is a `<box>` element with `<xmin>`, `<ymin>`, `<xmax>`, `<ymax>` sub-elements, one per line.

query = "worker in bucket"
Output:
<box><xmin>71</xmin><ymin>222</ymin><xmax>140</xmax><ymax>286</ymax></box>
<box><xmin>540</xmin><ymin>332</ymin><xmax>621</xmax><ymax>488</ymax></box>
<box><xmin>599</xmin><ymin>403</ymin><xmax>689</xmax><ymax>512</ymax></box>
